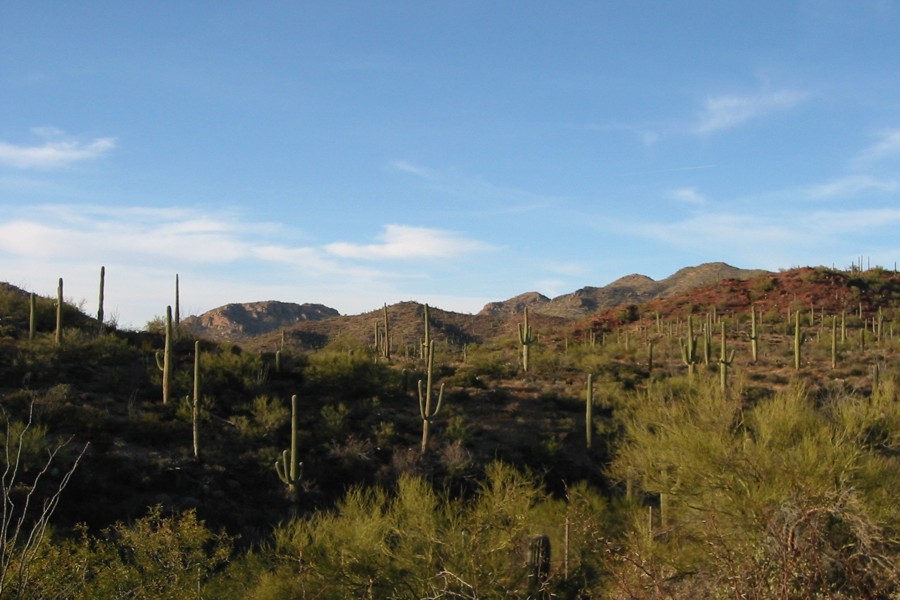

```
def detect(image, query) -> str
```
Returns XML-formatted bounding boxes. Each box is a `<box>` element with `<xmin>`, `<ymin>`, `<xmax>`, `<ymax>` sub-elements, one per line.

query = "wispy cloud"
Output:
<box><xmin>325</xmin><ymin>224</ymin><xmax>494</xmax><ymax>260</ymax></box>
<box><xmin>0</xmin><ymin>127</ymin><xmax>116</xmax><ymax>169</ymax></box>
<box><xmin>620</xmin><ymin>203</ymin><xmax>900</xmax><ymax>271</ymax></box>
<box><xmin>693</xmin><ymin>89</ymin><xmax>806</xmax><ymax>134</ymax></box>
<box><xmin>388</xmin><ymin>159</ymin><xmax>435</xmax><ymax>178</ymax></box>
<box><xmin>670</xmin><ymin>187</ymin><xmax>707</xmax><ymax>205</ymax></box>
<box><xmin>0</xmin><ymin>205</ymin><xmax>497</xmax><ymax>327</ymax></box>
<box><xmin>856</xmin><ymin>128</ymin><xmax>900</xmax><ymax>163</ymax></box>
<box><xmin>805</xmin><ymin>175</ymin><xmax>898</xmax><ymax>199</ymax></box>
<box><xmin>807</xmin><ymin>207</ymin><xmax>900</xmax><ymax>232</ymax></box>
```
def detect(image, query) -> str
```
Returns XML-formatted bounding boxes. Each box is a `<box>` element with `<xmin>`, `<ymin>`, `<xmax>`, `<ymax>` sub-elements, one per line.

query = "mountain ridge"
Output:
<box><xmin>182</xmin><ymin>262</ymin><xmax>767</xmax><ymax>343</ymax></box>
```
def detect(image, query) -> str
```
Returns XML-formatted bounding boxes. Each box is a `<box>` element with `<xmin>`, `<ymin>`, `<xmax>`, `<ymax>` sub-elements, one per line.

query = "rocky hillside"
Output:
<box><xmin>181</xmin><ymin>263</ymin><xmax>769</xmax><ymax>347</ymax></box>
<box><xmin>180</xmin><ymin>300</ymin><xmax>339</xmax><ymax>341</ymax></box>
<box><xmin>479</xmin><ymin>291</ymin><xmax>551</xmax><ymax>317</ymax></box>
<box><xmin>534</xmin><ymin>262</ymin><xmax>769</xmax><ymax>318</ymax></box>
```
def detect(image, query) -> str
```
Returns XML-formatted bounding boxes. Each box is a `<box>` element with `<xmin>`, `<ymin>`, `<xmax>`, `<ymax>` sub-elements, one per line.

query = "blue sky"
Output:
<box><xmin>2</xmin><ymin>2</ymin><xmax>900</xmax><ymax>328</ymax></box>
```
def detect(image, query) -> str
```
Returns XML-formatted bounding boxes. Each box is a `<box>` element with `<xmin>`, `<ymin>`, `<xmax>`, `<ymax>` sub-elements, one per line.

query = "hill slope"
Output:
<box><xmin>181</xmin><ymin>300</ymin><xmax>339</xmax><ymax>341</ymax></box>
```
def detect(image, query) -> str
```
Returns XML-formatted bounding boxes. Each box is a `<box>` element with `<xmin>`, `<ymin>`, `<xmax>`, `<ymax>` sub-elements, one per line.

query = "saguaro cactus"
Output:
<box><xmin>718</xmin><ymin>321</ymin><xmax>735</xmax><ymax>394</ymax></box>
<box><xmin>517</xmin><ymin>307</ymin><xmax>535</xmax><ymax>373</ymax></box>
<box><xmin>794</xmin><ymin>310</ymin><xmax>802</xmax><ymax>370</ymax></box>
<box><xmin>418</xmin><ymin>339</ymin><xmax>444</xmax><ymax>454</ymax></box>
<box><xmin>275</xmin><ymin>394</ymin><xmax>302</xmax><ymax>496</ymax></box>
<box><xmin>174</xmin><ymin>274</ymin><xmax>181</xmax><ymax>332</ymax></box>
<box><xmin>585</xmin><ymin>373</ymin><xmax>594</xmax><ymax>450</ymax></box>
<box><xmin>831</xmin><ymin>315</ymin><xmax>838</xmax><ymax>369</ymax></box>
<box><xmin>155</xmin><ymin>306</ymin><xmax>173</xmax><ymax>405</ymax></box>
<box><xmin>749</xmin><ymin>306</ymin><xmax>759</xmax><ymax>363</ymax></box>
<box><xmin>381</xmin><ymin>303</ymin><xmax>391</xmax><ymax>359</ymax></box>
<box><xmin>28</xmin><ymin>292</ymin><xmax>36</xmax><ymax>341</ymax></box>
<box><xmin>97</xmin><ymin>266</ymin><xmax>105</xmax><ymax>333</ymax></box>
<box><xmin>55</xmin><ymin>277</ymin><xmax>63</xmax><ymax>345</ymax></box>
<box><xmin>192</xmin><ymin>340</ymin><xmax>200</xmax><ymax>459</ymax></box>
<box><xmin>680</xmin><ymin>315</ymin><xmax>699</xmax><ymax>378</ymax></box>
<box><xmin>421</xmin><ymin>303</ymin><xmax>432</xmax><ymax>361</ymax></box>
<box><xmin>702</xmin><ymin>313</ymin><xmax>713</xmax><ymax>365</ymax></box>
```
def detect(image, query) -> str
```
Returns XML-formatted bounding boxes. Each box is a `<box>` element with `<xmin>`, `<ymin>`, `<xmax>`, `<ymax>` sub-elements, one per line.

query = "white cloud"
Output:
<box><xmin>807</xmin><ymin>207</ymin><xmax>900</xmax><ymax>232</ymax></box>
<box><xmin>389</xmin><ymin>159</ymin><xmax>434</xmax><ymax>178</ymax></box>
<box><xmin>0</xmin><ymin>205</ymin><xmax>498</xmax><ymax>328</ymax></box>
<box><xmin>0</xmin><ymin>128</ymin><xmax>116</xmax><ymax>169</ymax></box>
<box><xmin>670</xmin><ymin>187</ymin><xmax>707</xmax><ymax>205</ymax></box>
<box><xmin>619</xmin><ymin>203</ymin><xmax>900</xmax><ymax>272</ymax></box>
<box><xmin>805</xmin><ymin>175</ymin><xmax>898</xmax><ymax>198</ymax></box>
<box><xmin>325</xmin><ymin>224</ymin><xmax>493</xmax><ymax>260</ymax></box>
<box><xmin>694</xmin><ymin>89</ymin><xmax>806</xmax><ymax>134</ymax></box>
<box><xmin>857</xmin><ymin>129</ymin><xmax>900</xmax><ymax>163</ymax></box>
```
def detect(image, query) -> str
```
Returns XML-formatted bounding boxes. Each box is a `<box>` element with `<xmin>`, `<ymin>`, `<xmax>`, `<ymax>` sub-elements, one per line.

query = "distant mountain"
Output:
<box><xmin>179</xmin><ymin>263</ymin><xmax>770</xmax><ymax>346</ymax></box>
<box><xmin>536</xmin><ymin>262</ymin><xmax>769</xmax><ymax>318</ymax></box>
<box><xmin>180</xmin><ymin>301</ymin><xmax>339</xmax><ymax>341</ymax></box>
<box><xmin>479</xmin><ymin>291</ymin><xmax>550</xmax><ymax>317</ymax></box>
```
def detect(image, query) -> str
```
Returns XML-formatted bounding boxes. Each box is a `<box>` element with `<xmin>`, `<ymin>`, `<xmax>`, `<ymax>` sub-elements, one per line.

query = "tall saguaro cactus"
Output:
<box><xmin>421</xmin><ymin>303</ymin><xmax>432</xmax><ymax>361</ymax></box>
<box><xmin>155</xmin><ymin>306</ymin><xmax>173</xmax><ymax>405</ymax></box>
<box><xmin>585</xmin><ymin>373</ymin><xmax>594</xmax><ymax>450</ymax></box>
<box><xmin>418</xmin><ymin>339</ymin><xmax>444</xmax><ymax>454</ymax></box>
<box><xmin>275</xmin><ymin>394</ymin><xmax>303</xmax><ymax>497</ymax></box>
<box><xmin>381</xmin><ymin>303</ymin><xmax>391</xmax><ymax>359</ymax></box>
<box><xmin>55</xmin><ymin>277</ymin><xmax>63</xmax><ymax>345</ymax></box>
<box><xmin>518</xmin><ymin>307</ymin><xmax>535</xmax><ymax>373</ymax></box>
<box><xmin>174</xmin><ymin>274</ymin><xmax>181</xmax><ymax>333</ymax></box>
<box><xmin>831</xmin><ymin>315</ymin><xmax>838</xmax><ymax>369</ymax></box>
<box><xmin>28</xmin><ymin>293</ymin><xmax>36</xmax><ymax>342</ymax></box>
<box><xmin>718</xmin><ymin>321</ymin><xmax>735</xmax><ymax>395</ymax></box>
<box><xmin>702</xmin><ymin>312</ymin><xmax>713</xmax><ymax>365</ymax></box>
<box><xmin>680</xmin><ymin>315</ymin><xmax>699</xmax><ymax>378</ymax></box>
<box><xmin>749</xmin><ymin>306</ymin><xmax>759</xmax><ymax>363</ymax></box>
<box><xmin>97</xmin><ymin>266</ymin><xmax>105</xmax><ymax>333</ymax></box>
<box><xmin>794</xmin><ymin>310</ymin><xmax>802</xmax><ymax>370</ymax></box>
<box><xmin>192</xmin><ymin>340</ymin><xmax>201</xmax><ymax>459</ymax></box>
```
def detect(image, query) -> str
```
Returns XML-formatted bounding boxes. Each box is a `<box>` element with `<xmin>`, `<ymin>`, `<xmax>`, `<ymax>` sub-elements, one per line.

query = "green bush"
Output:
<box><xmin>228</xmin><ymin>462</ymin><xmax>608</xmax><ymax>599</ymax></box>
<box><xmin>605</xmin><ymin>380</ymin><xmax>900</xmax><ymax>597</ymax></box>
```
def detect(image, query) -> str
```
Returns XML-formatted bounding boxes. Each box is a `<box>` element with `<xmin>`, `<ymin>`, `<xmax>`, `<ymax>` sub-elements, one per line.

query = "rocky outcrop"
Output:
<box><xmin>181</xmin><ymin>301</ymin><xmax>339</xmax><ymax>341</ymax></box>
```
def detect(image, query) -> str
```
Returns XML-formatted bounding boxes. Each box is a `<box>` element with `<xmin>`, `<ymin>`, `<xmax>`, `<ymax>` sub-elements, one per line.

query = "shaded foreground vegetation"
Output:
<box><xmin>1</xmin><ymin>266</ymin><xmax>900</xmax><ymax>598</ymax></box>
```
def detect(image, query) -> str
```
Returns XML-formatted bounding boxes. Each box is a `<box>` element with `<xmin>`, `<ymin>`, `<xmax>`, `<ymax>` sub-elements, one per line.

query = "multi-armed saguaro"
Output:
<box><xmin>680</xmin><ymin>314</ymin><xmax>699</xmax><ymax>378</ymax></box>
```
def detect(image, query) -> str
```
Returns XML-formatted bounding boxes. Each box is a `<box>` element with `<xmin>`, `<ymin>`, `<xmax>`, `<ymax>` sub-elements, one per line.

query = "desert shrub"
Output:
<box><xmin>192</xmin><ymin>346</ymin><xmax>268</xmax><ymax>411</ymax></box>
<box><xmin>445</xmin><ymin>343</ymin><xmax>518</xmax><ymax>383</ymax></box>
<box><xmin>237</xmin><ymin>395</ymin><xmax>290</xmax><ymax>437</ymax></box>
<box><xmin>605</xmin><ymin>381</ymin><xmax>900</xmax><ymax>597</ymax></box>
<box><xmin>233</xmin><ymin>463</ymin><xmax>608</xmax><ymax>599</ymax></box>
<box><xmin>26</xmin><ymin>506</ymin><xmax>231</xmax><ymax>600</ymax></box>
<box><xmin>319</xmin><ymin>402</ymin><xmax>350</xmax><ymax>437</ymax></box>
<box><xmin>303</xmin><ymin>349</ymin><xmax>398</xmax><ymax>400</ymax></box>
